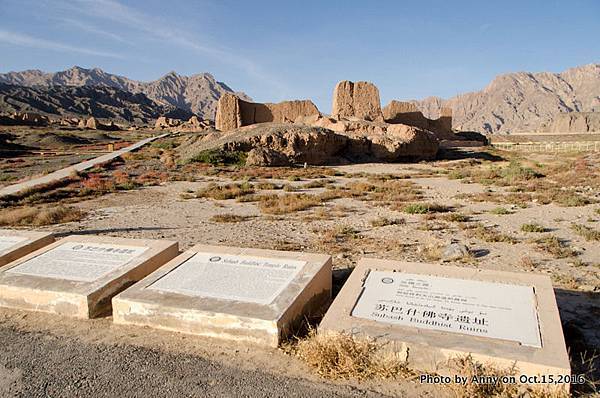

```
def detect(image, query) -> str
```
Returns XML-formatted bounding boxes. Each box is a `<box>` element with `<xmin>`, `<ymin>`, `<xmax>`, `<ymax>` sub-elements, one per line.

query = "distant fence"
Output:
<box><xmin>492</xmin><ymin>141</ymin><xmax>600</xmax><ymax>153</ymax></box>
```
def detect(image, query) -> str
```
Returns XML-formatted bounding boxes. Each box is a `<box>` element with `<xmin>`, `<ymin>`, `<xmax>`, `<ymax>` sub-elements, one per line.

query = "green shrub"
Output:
<box><xmin>489</xmin><ymin>207</ymin><xmax>512</xmax><ymax>215</ymax></box>
<box><xmin>188</xmin><ymin>149</ymin><xmax>247</xmax><ymax>166</ymax></box>
<box><xmin>403</xmin><ymin>202</ymin><xmax>451</xmax><ymax>214</ymax></box>
<box><xmin>520</xmin><ymin>223</ymin><xmax>547</xmax><ymax>233</ymax></box>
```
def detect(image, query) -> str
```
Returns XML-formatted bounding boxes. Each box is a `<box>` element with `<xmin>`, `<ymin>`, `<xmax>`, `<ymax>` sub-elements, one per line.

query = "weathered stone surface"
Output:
<box><xmin>215</xmin><ymin>93</ymin><xmax>242</xmax><ymax>131</ymax></box>
<box><xmin>187</xmin><ymin>116</ymin><xmax>202</xmax><ymax>127</ymax></box>
<box><xmin>383</xmin><ymin>101</ymin><xmax>427</xmax><ymax>128</ymax></box>
<box><xmin>442</xmin><ymin>242</ymin><xmax>470</xmax><ymax>262</ymax></box>
<box><xmin>215</xmin><ymin>94</ymin><xmax>319</xmax><ymax>131</ymax></box>
<box><xmin>413</xmin><ymin>64</ymin><xmax>600</xmax><ymax>134</ymax></box>
<box><xmin>18</xmin><ymin>112</ymin><xmax>49</xmax><ymax>126</ymax></box>
<box><xmin>155</xmin><ymin>116</ymin><xmax>180</xmax><ymax>129</ymax></box>
<box><xmin>224</xmin><ymin>124</ymin><xmax>349</xmax><ymax>166</ymax></box>
<box><xmin>538</xmin><ymin>112</ymin><xmax>600</xmax><ymax>133</ymax></box>
<box><xmin>246</xmin><ymin>147</ymin><xmax>291</xmax><ymax>167</ymax></box>
<box><xmin>439</xmin><ymin>107</ymin><xmax>453</xmax><ymax>131</ymax></box>
<box><xmin>383</xmin><ymin>100</ymin><xmax>455</xmax><ymax>139</ymax></box>
<box><xmin>155</xmin><ymin>115</ymin><xmax>211</xmax><ymax>131</ymax></box>
<box><xmin>371</xmin><ymin>124</ymin><xmax>439</xmax><ymax>161</ymax></box>
<box><xmin>81</xmin><ymin>117</ymin><xmax>120</xmax><ymax>131</ymax></box>
<box><xmin>298</xmin><ymin>115</ymin><xmax>439</xmax><ymax>161</ymax></box>
<box><xmin>332</xmin><ymin>81</ymin><xmax>383</xmax><ymax>122</ymax></box>
<box><xmin>0</xmin><ymin>112</ymin><xmax>49</xmax><ymax>126</ymax></box>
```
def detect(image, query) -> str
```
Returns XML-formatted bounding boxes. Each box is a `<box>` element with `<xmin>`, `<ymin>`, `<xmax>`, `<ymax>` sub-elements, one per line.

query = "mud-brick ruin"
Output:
<box><xmin>215</xmin><ymin>80</ymin><xmax>454</xmax><ymax>140</ymax></box>
<box><xmin>215</xmin><ymin>95</ymin><xmax>319</xmax><ymax>131</ymax></box>
<box><xmin>210</xmin><ymin>80</ymin><xmax>458</xmax><ymax>165</ymax></box>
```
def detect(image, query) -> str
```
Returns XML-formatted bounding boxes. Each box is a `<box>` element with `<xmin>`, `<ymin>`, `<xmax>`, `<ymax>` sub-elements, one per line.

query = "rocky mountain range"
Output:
<box><xmin>0</xmin><ymin>66</ymin><xmax>250</xmax><ymax>120</ymax></box>
<box><xmin>411</xmin><ymin>64</ymin><xmax>600</xmax><ymax>134</ymax></box>
<box><xmin>1</xmin><ymin>64</ymin><xmax>598</xmax><ymax>133</ymax></box>
<box><xmin>0</xmin><ymin>83</ymin><xmax>193</xmax><ymax>123</ymax></box>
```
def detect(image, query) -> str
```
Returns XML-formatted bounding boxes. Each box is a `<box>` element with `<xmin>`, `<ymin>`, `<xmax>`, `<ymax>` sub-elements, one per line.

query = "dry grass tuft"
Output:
<box><xmin>0</xmin><ymin>205</ymin><xmax>85</xmax><ymax>226</ymax></box>
<box><xmin>441</xmin><ymin>212</ymin><xmax>470</xmax><ymax>222</ymax></box>
<box><xmin>571</xmin><ymin>223</ymin><xmax>600</xmax><ymax>241</ymax></box>
<box><xmin>489</xmin><ymin>207</ymin><xmax>512</xmax><ymax>215</ymax></box>
<box><xmin>210</xmin><ymin>214</ymin><xmax>252</xmax><ymax>223</ymax></box>
<box><xmin>289</xmin><ymin>329</ymin><xmax>411</xmax><ymax>380</ymax></box>
<box><xmin>421</xmin><ymin>244</ymin><xmax>444</xmax><ymax>261</ymax></box>
<box><xmin>403</xmin><ymin>202</ymin><xmax>451</xmax><ymax>214</ymax></box>
<box><xmin>331</xmin><ymin>179</ymin><xmax>423</xmax><ymax>209</ymax></box>
<box><xmin>257</xmin><ymin>191</ymin><xmax>339</xmax><ymax>215</ymax></box>
<box><xmin>520</xmin><ymin>223</ymin><xmax>547</xmax><ymax>233</ymax></box>
<box><xmin>532</xmin><ymin>235</ymin><xmax>577</xmax><ymax>258</ymax></box>
<box><xmin>464</xmin><ymin>223</ymin><xmax>517</xmax><ymax>244</ymax></box>
<box><xmin>195</xmin><ymin>183</ymin><xmax>254</xmax><ymax>200</ymax></box>
<box><xmin>445</xmin><ymin>355</ymin><xmax>569</xmax><ymax>398</ymax></box>
<box><xmin>258</xmin><ymin>193</ymin><xmax>321</xmax><ymax>214</ymax></box>
<box><xmin>519</xmin><ymin>256</ymin><xmax>537</xmax><ymax>269</ymax></box>
<box><xmin>370</xmin><ymin>216</ymin><xmax>405</xmax><ymax>227</ymax></box>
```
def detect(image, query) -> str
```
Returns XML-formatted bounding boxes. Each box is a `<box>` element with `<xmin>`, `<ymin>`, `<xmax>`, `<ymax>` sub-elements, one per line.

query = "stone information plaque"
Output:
<box><xmin>352</xmin><ymin>271</ymin><xmax>542</xmax><ymax>347</ymax></box>
<box><xmin>0</xmin><ymin>235</ymin><xmax>29</xmax><ymax>256</ymax></box>
<box><xmin>7</xmin><ymin>242</ymin><xmax>149</xmax><ymax>282</ymax></box>
<box><xmin>149</xmin><ymin>252</ymin><xmax>306</xmax><ymax>305</ymax></box>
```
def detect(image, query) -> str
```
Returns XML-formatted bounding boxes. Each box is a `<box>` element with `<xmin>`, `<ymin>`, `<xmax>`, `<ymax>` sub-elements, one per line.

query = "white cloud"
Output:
<box><xmin>62</xmin><ymin>0</ymin><xmax>288</xmax><ymax>94</ymax></box>
<box><xmin>0</xmin><ymin>29</ymin><xmax>125</xmax><ymax>58</ymax></box>
<box><xmin>55</xmin><ymin>17</ymin><xmax>133</xmax><ymax>45</ymax></box>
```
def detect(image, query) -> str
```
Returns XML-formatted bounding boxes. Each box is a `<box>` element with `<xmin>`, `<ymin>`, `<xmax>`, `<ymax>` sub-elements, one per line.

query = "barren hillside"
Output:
<box><xmin>0</xmin><ymin>66</ymin><xmax>250</xmax><ymax>120</ymax></box>
<box><xmin>412</xmin><ymin>64</ymin><xmax>600</xmax><ymax>134</ymax></box>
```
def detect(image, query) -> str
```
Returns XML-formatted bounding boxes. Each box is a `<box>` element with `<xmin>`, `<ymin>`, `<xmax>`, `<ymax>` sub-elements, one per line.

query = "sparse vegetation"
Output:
<box><xmin>0</xmin><ymin>205</ymin><xmax>85</xmax><ymax>226</ymax></box>
<box><xmin>301</xmin><ymin>179</ymin><xmax>330</xmax><ymax>189</ymax></box>
<box><xmin>489</xmin><ymin>207</ymin><xmax>512</xmax><ymax>215</ymax></box>
<box><xmin>444</xmin><ymin>355</ymin><xmax>569</xmax><ymax>398</ymax></box>
<box><xmin>254</xmin><ymin>182</ymin><xmax>280</xmax><ymax>190</ymax></box>
<box><xmin>289</xmin><ymin>330</ymin><xmax>411</xmax><ymax>380</ymax></box>
<box><xmin>188</xmin><ymin>149</ymin><xmax>247</xmax><ymax>166</ymax></box>
<box><xmin>151</xmin><ymin>139</ymin><xmax>178</xmax><ymax>150</ymax></box>
<box><xmin>421</xmin><ymin>244</ymin><xmax>443</xmax><ymax>261</ymax></box>
<box><xmin>195</xmin><ymin>183</ymin><xmax>255</xmax><ymax>200</ymax></box>
<box><xmin>210</xmin><ymin>214</ymin><xmax>252</xmax><ymax>223</ymax></box>
<box><xmin>441</xmin><ymin>212</ymin><xmax>470</xmax><ymax>222</ymax></box>
<box><xmin>465</xmin><ymin>223</ymin><xmax>517</xmax><ymax>244</ymax></box>
<box><xmin>521</xmin><ymin>223</ymin><xmax>547</xmax><ymax>233</ymax></box>
<box><xmin>370</xmin><ymin>217</ymin><xmax>405</xmax><ymax>227</ymax></box>
<box><xmin>520</xmin><ymin>256</ymin><xmax>536</xmax><ymax>269</ymax></box>
<box><xmin>571</xmin><ymin>223</ymin><xmax>600</xmax><ymax>241</ymax></box>
<box><xmin>532</xmin><ymin>235</ymin><xmax>577</xmax><ymax>258</ymax></box>
<box><xmin>403</xmin><ymin>202</ymin><xmax>451</xmax><ymax>214</ymax></box>
<box><xmin>499</xmin><ymin>160</ymin><xmax>544</xmax><ymax>183</ymax></box>
<box><xmin>258</xmin><ymin>193</ymin><xmax>323</xmax><ymax>214</ymax></box>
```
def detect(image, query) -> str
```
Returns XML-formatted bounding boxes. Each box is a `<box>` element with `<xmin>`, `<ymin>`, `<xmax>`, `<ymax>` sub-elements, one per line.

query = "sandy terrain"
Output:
<box><xmin>0</xmin><ymin>140</ymin><xmax>599</xmax><ymax>396</ymax></box>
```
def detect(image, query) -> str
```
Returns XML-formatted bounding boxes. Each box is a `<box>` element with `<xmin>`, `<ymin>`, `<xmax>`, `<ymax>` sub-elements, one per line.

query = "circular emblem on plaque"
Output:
<box><xmin>209</xmin><ymin>256</ymin><xmax>222</xmax><ymax>262</ymax></box>
<box><xmin>381</xmin><ymin>277</ymin><xmax>394</xmax><ymax>284</ymax></box>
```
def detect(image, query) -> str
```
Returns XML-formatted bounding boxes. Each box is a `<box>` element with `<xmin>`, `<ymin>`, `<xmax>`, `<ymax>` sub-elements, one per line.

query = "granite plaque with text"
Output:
<box><xmin>352</xmin><ymin>270</ymin><xmax>542</xmax><ymax>347</ymax></box>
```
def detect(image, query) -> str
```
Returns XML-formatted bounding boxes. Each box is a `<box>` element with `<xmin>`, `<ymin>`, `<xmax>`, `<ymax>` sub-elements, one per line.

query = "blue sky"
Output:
<box><xmin>0</xmin><ymin>0</ymin><xmax>598</xmax><ymax>112</ymax></box>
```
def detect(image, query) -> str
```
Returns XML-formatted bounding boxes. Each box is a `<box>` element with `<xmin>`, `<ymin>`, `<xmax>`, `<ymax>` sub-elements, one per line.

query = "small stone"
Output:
<box><xmin>442</xmin><ymin>242</ymin><xmax>470</xmax><ymax>262</ymax></box>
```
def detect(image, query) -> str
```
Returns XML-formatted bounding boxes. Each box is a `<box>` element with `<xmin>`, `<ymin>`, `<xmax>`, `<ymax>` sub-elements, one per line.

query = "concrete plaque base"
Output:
<box><xmin>0</xmin><ymin>235</ymin><xmax>178</xmax><ymax>318</ymax></box>
<box><xmin>319</xmin><ymin>259</ymin><xmax>570</xmax><ymax>387</ymax></box>
<box><xmin>0</xmin><ymin>229</ymin><xmax>54</xmax><ymax>266</ymax></box>
<box><xmin>113</xmin><ymin>245</ymin><xmax>332</xmax><ymax>347</ymax></box>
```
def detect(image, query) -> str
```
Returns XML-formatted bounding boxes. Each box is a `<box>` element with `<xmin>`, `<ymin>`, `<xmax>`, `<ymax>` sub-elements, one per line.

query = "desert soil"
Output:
<box><xmin>0</xmin><ymin>142</ymin><xmax>599</xmax><ymax>396</ymax></box>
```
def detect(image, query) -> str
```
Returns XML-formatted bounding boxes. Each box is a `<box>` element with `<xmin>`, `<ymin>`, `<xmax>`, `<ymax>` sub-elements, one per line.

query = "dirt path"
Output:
<box><xmin>0</xmin><ymin>133</ymin><xmax>168</xmax><ymax>198</ymax></box>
